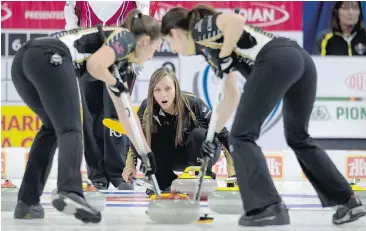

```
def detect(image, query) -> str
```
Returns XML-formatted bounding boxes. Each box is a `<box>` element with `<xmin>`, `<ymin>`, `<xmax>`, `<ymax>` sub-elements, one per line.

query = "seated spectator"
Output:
<box><xmin>313</xmin><ymin>1</ymin><xmax>366</xmax><ymax>56</ymax></box>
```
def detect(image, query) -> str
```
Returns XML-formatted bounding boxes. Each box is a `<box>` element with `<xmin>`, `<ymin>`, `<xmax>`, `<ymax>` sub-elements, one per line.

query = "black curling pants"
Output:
<box><xmin>79</xmin><ymin>79</ymin><xmax>107</xmax><ymax>185</ymax></box>
<box><xmin>11</xmin><ymin>38</ymin><xmax>84</xmax><ymax>205</ymax></box>
<box><xmin>229</xmin><ymin>38</ymin><xmax>354</xmax><ymax>213</ymax></box>
<box><xmin>153</xmin><ymin>127</ymin><xmax>220</xmax><ymax>190</ymax></box>
<box><xmin>80</xmin><ymin>78</ymin><xmax>129</xmax><ymax>188</ymax></box>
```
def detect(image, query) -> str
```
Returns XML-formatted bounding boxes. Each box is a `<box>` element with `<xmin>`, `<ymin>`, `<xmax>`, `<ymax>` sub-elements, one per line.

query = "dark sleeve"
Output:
<box><xmin>105</xmin><ymin>29</ymin><xmax>136</xmax><ymax>62</ymax></box>
<box><xmin>117</xmin><ymin>62</ymin><xmax>137</xmax><ymax>94</ymax></box>
<box><xmin>192</xmin><ymin>96</ymin><xmax>230</xmax><ymax>151</ymax></box>
<box><xmin>312</xmin><ymin>29</ymin><xmax>332</xmax><ymax>56</ymax></box>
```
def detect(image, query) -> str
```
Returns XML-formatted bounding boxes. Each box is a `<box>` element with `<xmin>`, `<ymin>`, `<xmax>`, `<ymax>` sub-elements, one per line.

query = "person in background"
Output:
<box><xmin>122</xmin><ymin>67</ymin><xmax>236</xmax><ymax>195</ymax></box>
<box><xmin>63</xmin><ymin>1</ymin><xmax>150</xmax><ymax>190</ymax></box>
<box><xmin>313</xmin><ymin>1</ymin><xmax>366</xmax><ymax>56</ymax></box>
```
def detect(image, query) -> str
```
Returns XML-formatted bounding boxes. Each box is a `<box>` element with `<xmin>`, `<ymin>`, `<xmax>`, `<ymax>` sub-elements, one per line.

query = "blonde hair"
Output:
<box><xmin>143</xmin><ymin>67</ymin><xmax>197</xmax><ymax>147</ymax></box>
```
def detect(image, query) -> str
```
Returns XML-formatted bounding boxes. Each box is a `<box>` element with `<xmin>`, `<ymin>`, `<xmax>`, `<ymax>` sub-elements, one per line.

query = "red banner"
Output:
<box><xmin>154</xmin><ymin>1</ymin><xmax>303</xmax><ymax>31</ymax></box>
<box><xmin>1</xmin><ymin>1</ymin><xmax>66</xmax><ymax>29</ymax></box>
<box><xmin>1</xmin><ymin>1</ymin><xmax>302</xmax><ymax>31</ymax></box>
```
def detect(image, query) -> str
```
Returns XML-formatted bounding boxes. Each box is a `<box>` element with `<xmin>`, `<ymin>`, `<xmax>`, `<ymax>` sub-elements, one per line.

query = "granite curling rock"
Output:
<box><xmin>208</xmin><ymin>177</ymin><xmax>244</xmax><ymax>214</ymax></box>
<box><xmin>51</xmin><ymin>180</ymin><xmax>106</xmax><ymax>211</ymax></box>
<box><xmin>1</xmin><ymin>177</ymin><xmax>19</xmax><ymax>211</ymax></box>
<box><xmin>147</xmin><ymin>192</ymin><xmax>200</xmax><ymax>224</ymax></box>
<box><xmin>170</xmin><ymin>166</ymin><xmax>217</xmax><ymax>200</ymax></box>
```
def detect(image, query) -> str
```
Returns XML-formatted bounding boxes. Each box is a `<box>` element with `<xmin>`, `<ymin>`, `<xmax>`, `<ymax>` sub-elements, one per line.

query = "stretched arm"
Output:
<box><xmin>216</xmin><ymin>13</ymin><xmax>245</xmax><ymax>58</ymax></box>
<box><xmin>214</xmin><ymin>72</ymin><xmax>240</xmax><ymax>133</ymax></box>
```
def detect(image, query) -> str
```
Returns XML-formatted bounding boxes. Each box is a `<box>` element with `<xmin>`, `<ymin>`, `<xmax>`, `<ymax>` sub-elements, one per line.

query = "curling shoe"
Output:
<box><xmin>93</xmin><ymin>181</ymin><xmax>108</xmax><ymax>190</ymax></box>
<box><xmin>52</xmin><ymin>191</ymin><xmax>101</xmax><ymax>223</ymax></box>
<box><xmin>333</xmin><ymin>195</ymin><xmax>366</xmax><ymax>225</ymax></box>
<box><xmin>239</xmin><ymin>201</ymin><xmax>290</xmax><ymax>226</ymax></box>
<box><xmin>14</xmin><ymin>201</ymin><xmax>44</xmax><ymax>219</ymax></box>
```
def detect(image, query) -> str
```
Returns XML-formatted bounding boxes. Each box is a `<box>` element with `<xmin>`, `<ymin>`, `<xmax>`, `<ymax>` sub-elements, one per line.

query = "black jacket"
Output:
<box><xmin>313</xmin><ymin>28</ymin><xmax>366</xmax><ymax>56</ymax></box>
<box><xmin>137</xmin><ymin>91</ymin><xmax>230</xmax><ymax>151</ymax></box>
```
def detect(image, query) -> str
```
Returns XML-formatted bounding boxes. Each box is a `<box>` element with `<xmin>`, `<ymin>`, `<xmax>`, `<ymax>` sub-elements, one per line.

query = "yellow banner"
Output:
<box><xmin>1</xmin><ymin>105</ymin><xmax>141</xmax><ymax>148</ymax></box>
<box><xmin>1</xmin><ymin>106</ymin><xmax>41</xmax><ymax>148</ymax></box>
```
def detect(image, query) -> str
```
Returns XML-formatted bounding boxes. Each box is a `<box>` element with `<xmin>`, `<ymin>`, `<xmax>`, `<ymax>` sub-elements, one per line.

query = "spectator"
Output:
<box><xmin>313</xmin><ymin>1</ymin><xmax>366</xmax><ymax>56</ymax></box>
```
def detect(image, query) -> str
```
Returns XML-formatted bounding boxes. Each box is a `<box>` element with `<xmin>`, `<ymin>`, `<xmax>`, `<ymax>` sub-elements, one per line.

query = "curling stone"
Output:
<box><xmin>208</xmin><ymin>178</ymin><xmax>243</xmax><ymax>214</ymax></box>
<box><xmin>351</xmin><ymin>184</ymin><xmax>366</xmax><ymax>205</ymax></box>
<box><xmin>51</xmin><ymin>181</ymin><xmax>106</xmax><ymax>211</ymax></box>
<box><xmin>1</xmin><ymin>179</ymin><xmax>19</xmax><ymax>211</ymax></box>
<box><xmin>171</xmin><ymin>166</ymin><xmax>217</xmax><ymax>199</ymax></box>
<box><xmin>146</xmin><ymin>193</ymin><xmax>200</xmax><ymax>224</ymax></box>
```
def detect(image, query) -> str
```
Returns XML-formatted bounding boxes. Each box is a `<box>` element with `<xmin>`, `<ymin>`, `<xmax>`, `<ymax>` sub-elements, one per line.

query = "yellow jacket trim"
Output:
<box><xmin>320</xmin><ymin>32</ymin><xmax>334</xmax><ymax>56</ymax></box>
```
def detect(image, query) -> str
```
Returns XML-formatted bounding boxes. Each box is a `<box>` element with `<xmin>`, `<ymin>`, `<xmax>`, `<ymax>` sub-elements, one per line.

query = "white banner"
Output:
<box><xmin>314</xmin><ymin>57</ymin><xmax>366</xmax><ymax>96</ymax></box>
<box><xmin>310</xmin><ymin>102</ymin><xmax>366</xmax><ymax>138</ymax></box>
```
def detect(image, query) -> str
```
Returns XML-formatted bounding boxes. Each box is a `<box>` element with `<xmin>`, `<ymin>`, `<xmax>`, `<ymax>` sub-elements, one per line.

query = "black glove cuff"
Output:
<box><xmin>109</xmin><ymin>79</ymin><xmax>129</xmax><ymax>96</ymax></box>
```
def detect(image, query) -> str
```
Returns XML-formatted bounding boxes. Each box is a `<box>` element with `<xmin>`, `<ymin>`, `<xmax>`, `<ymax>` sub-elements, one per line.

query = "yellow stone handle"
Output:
<box><xmin>183</xmin><ymin>166</ymin><xmax>201</xmax><ymax>173</ymax></box>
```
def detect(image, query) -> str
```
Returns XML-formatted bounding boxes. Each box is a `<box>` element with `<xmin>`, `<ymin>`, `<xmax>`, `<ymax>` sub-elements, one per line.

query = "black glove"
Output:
<box><xmin>139</xmin><ymin>152</ymin><xmax>157</xmax><ymax>177</ymax></box>
<box><xmin>215</xmin><ymin>56</ymin><xmax>236</xmax><ymax>79</ymax></box>
<box><xmin>201</xmin><ymin>133</ymin><xmax>219</xmax><ymax>159</ymax></box>
<box><xmin>109</xmin><ymin>78</ymin><xmax>128</xmax><ymax>97</ymax></box>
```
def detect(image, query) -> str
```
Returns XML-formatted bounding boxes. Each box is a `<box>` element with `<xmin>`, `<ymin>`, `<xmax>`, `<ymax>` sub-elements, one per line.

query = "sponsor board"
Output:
<box><xmin>1</xmin><ymin>1</ymin><xmax>65</xmax><ymax>29</ymax></box>
<box><xmin>154</xmin><ymin>1</ymin><xmax>302</xmax><ymax>31</ymax></box>
<box><xmin>265</xmin><ymin>155</ymin><xmax>284</xmax><ymax>180</ymax></box>
<box><xmin>346</xmin><ymin>156</ymin><xmax>366</xmax><ymax>179</ymax></box>
<box><xmin>345</xmin><ymin>72</ymin><xmax>366</xmax><ymax>93</ymax></box>
<box><xmin>2</xmin><ymin>1</ymin><xmax>302</xmax><ymax>31</ymax></box>
<box><xmin>3</xmin><ymin>148</ymin><xmax>366</xmax><ymax>181</ymax></box>
<box><xmin>1</xmin><ymin>106</ymin><xmax>41</xmax><ymax>147</ymax></box>
<box><xmin>309</xmin><ymin>102</ymin><xmax>366</xmax><ymax>139</ymax></box>
<box><xmin>1</xmin><ymin>151</ymin><xmax>7</xmax><ymax>175</ymax></box>
<box><xmin>212</xmin><ymin>154</ymin><xmax>227</xmax><ymax>177</ymax></box>
<box><xmin>314</xmin><ymin>57</ymin><xmax>366</xmax><ymax>97</ymax></box>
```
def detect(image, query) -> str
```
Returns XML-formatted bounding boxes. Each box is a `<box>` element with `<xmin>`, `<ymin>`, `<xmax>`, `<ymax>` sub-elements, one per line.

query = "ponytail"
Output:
<box><xmin>186</xmin><ymin>5</ymin><xmax>217</xmax><ymax>29</ymax></box>
<box><xmin>122</xmin><ymin>9</ymin><xmax>161</xmax><ymax>40</ymax></box>
<box><xmin>161</xmin><ymin>4</ymin><xmax>217</xmax><ymax>35</ymax></box>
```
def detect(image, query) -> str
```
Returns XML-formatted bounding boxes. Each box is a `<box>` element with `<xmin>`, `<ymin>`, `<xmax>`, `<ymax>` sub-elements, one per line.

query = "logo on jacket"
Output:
<box><xmin>354</xmin><ymin>43</ymin><xmax>366</xmax><ymax>55</ymax></box>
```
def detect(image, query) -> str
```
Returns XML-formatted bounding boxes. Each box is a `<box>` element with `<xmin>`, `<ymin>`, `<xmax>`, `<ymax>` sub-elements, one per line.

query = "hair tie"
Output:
<box><xmin>135</xmin><ymin>13</ymin><xmax>142</xmax><ymax>19</ymax></box>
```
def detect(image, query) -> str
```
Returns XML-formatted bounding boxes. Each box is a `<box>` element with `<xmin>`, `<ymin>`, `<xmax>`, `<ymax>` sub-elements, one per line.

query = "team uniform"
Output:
<box><xmin>11</xmin><ymin>27</ymin><xmax>137</xmax><ymax>218</ymax></box>
<box><xmin>188</xmin><ymin>14</ymin><xmax>363</xmax><ymax>225</ymax></box>
<box><xmin>125</xmin><ymin>92</ymin><xmax>236</xmax><ymax>192</ymax></box>
<box><xmin>64</xmin><ymin>1</ymin><xmax>144</xmax><ymax>189</ymax></box>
